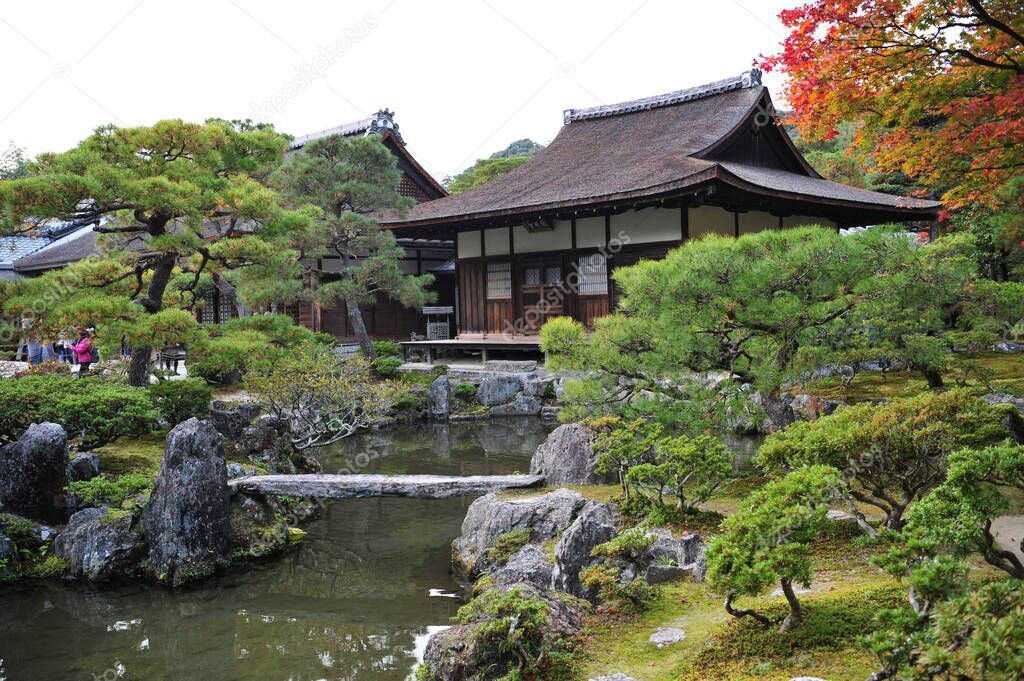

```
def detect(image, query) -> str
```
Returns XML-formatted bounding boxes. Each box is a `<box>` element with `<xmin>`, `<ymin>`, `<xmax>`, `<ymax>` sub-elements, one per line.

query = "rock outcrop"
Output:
<box><xmin>490</xmin><ymin>393</ymin><xmax>542</xmax><ymax>416</ymax></box>
<box><xmin>0</xmin><ymin>422</ymin><xmax>69</xmax><ymax>524</ymax></box>
<box><xmin>476</xmin><ymin>375</ymin><xmax>523</xmax><ymax>407</ymax></box>
<box><xmin>453</xmin><ymin>489</ymin><xmax>587</xmax><ymax>575</ymax></box>
<box><xmin>208</xmin><ymin>401</ymin><xmax>261</xmax><ymax>440</ymax></box>
<box><xmin>55</xmin><ymin>507</ymin><xmax>146</xmax><ymax>581</ymax></box>
<box><xmin>489</xmin><ymin>544</ymin><xmax>555</xmax><ymax>590</ymax></box>
<box><xmin>427</xmin><ymin>375</ymin><xmax>451</xmax><ymax>420</ymax></box>
<box><xmin>233</xmin><ymin>415</ymin><xmax>296</xmax><ymax>473</ymax></box>
<box><xmin>530</xmin><ymin>423</ymin><xmax>609</xmax><ymax>485</ymax></box>
<box><xmin>67</xmin><ymin>452</ymin><xmax>100</xmax><ymax>483</ymax></box>
<box><xmin>422</xmin><ymin>582</ymin><xmax>584</xmax><ymax>681</ymax></box>
<box><xmin>141</xmin><ymin>418</ymin><xmax>233</xmax><ymax>586</ymax></box>
<box><xmin>552</xmin><ymin>499</ymin><xmax>618</xmax><ymax>597</ymax></box>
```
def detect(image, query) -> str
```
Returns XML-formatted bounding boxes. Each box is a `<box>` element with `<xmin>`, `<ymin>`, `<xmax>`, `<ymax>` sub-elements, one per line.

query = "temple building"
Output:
<box><xmin>383</xmin><ymin>69</ymin><xmax>940</xmax><ymax>359</ymax></box>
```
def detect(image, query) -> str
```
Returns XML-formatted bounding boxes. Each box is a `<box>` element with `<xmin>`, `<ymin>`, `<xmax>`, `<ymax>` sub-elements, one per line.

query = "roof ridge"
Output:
<box><xmin>564</xmin><ymin>68</ymin><xmax>762</xmax><ymax>124</ymax></box>
<box><xmin>289</xmin><ymin>108</ymin><xmax>405</xmax><ymax>150</ymax></box>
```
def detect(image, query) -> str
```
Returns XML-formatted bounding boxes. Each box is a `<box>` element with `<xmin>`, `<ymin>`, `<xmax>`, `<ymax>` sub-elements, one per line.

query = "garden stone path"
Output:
<box><xmin>230</xmin><ymin>473</ymin><xmax>545</xmax><ymax>499</ymax></box>
<box><xmin>648</xmin><ymin>626</ymin><xmax>686</xmax><ymax>648</ymax></box>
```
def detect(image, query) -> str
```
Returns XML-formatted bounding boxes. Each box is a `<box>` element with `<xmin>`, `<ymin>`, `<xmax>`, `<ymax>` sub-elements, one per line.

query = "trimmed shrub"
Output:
<box><xmin>453</xmin><ymin>382</ymin><xmax>477</xmax><ymax>399</ymax></box>
<box><xmin>372</xmin><ymin>339</ymin><xmax>402</xmax><ymax>357</ymax></box>
<box><xmin>372</xmin><ymin>355</ymin><xmax>403</xmax><ymax>377</ymax></box>
<box><xmin>148</xmin><ymin>379</ymin><xmax>212</xmax><ymax>425</ymax></box>
<box><xmin>0</xmin><ymin>376</ymin><xmax>158</xmax><ymax>448</ymax></box>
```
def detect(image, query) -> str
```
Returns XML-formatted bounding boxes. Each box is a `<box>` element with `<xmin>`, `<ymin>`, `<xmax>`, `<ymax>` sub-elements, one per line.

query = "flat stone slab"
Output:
<box><xmin>230</xmin><ymin>473</ymin><xmax>545</xmax><ymax>499</ymax></box>
<box><xmin>648</xmin><ymin>627</ymin><xmax>685</xmax><ymax>648</ymax></box>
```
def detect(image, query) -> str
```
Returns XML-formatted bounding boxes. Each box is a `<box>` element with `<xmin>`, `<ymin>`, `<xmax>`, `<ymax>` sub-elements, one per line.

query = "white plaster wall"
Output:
<box><xmin>612</xmin><ymin>208</ymin><xmax>682</xmax><ymax>245</ymax></box>
<box><xmin>689</xmin><ymin>206</ymin><xmax>736</xmax><ymax>238</ymax></box>
<box><xmin>484</xmin><ymin>227</ymin><xmax>510</xmax><ymax>256</ymax></box>
<box><xmin>576</xmin><ymin>216</ymin><xmax>605</xmax><ymax>248</ymax></box>
<box><xmin>457</xmin><ymin>230</ymin><xmax>482</xmax><ymax>259</ymax></box>
<box><xmin>513</xmin><ymin>220</ymin><xmax>572</xmax><ymax>253</ymax></box>
<box><xmin>739</xmin><ymin>210</ymin><xmax>779</xmax><ymax>234</ymax></box>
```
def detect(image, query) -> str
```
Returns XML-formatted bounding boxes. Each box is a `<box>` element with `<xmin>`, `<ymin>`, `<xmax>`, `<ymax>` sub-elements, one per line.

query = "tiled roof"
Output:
<box><xmin>0</xmin><ymin>236</ymin><xmax>50</xmax><ymax>265</ymax></box>
<box><xmin>288</xmin><ymin>117</ymin><xmax>374</xmax><ymax>150</ymax></box>
<box><xmin>13</xmin><ymin>227</ymin><xmax>97</xmax><ymax>272</ymax></box>
<box><xmin>384</xmin><ymin>71</ymin><xmax>940</xmax><ymax>228</ymax></box>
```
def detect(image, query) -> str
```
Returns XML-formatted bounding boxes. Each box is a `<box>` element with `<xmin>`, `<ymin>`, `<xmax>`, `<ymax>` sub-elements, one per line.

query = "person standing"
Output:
<box><xmin>72</xmin><ymin>327</ymin><xmax>94</xmax><ymax>375</ymax></box>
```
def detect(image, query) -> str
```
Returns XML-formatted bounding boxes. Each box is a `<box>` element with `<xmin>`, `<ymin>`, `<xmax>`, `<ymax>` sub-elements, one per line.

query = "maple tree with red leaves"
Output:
<box><xmin>762</xmin><ymin>0</ymin><xmax>1024</xmax><ymax>250</ymax></box>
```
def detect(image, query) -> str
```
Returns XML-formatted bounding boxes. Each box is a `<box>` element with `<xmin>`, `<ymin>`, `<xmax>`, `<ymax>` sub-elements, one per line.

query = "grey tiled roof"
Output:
<box><xmin>0</xmin><ymin>236</ymin><xmax>50</xmax><ymax>265</ymax></box>
<box><xmin>12</xmin><ymin>227</ymin><xmax>97</xmax><ymax>272</ymax></box>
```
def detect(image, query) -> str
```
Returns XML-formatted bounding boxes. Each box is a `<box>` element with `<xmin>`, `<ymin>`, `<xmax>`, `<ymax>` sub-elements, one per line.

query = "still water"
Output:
<box><xmin>0</xmin><ymin>419</ymin><xmax>553</xmax><ymax>681</ymax></box>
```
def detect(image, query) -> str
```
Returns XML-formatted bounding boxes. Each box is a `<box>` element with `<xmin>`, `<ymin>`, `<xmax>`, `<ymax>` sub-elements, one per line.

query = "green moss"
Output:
<box><xmin>94</xmin><ymin>432</ymin><xmax>167</xmax><ymax>478</ymax></box>
<box><xmin>486</xmin><ymin>528</ymin><xmax>531</xmax><ymax>564</ymax></box>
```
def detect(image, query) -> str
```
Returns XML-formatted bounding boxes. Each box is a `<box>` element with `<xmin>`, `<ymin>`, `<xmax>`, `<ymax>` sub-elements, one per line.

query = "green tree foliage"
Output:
<box><xmin>592</xmin><ymin>418</ymin><xmax>663</xmax><ymax>499</ymax></box>
<box><xmin>272</xmin><ymin>133</ymin><xmax>431</xmax><ymax>358</ymax></box>
<box><xmin>865</xmin><ymin>443</ymin><xmax>1024</xmax><ymax>680</ymax></box>
<box><xmin>0</xmin><ymin>119</ymin><xmax>308</xmax><ymax>385</ymax></box>
<box><xmin>838</xmin><ymin>232</ymin><xmax>1024</xmax><ymax>388</ymax></box>
<box><xmin>624</xmin><ymin>433</ymin><xmax>732</xmax><ymax>513</ymax></box>
<box><xmin>705</xmin><ymin>465</ymin><xmax>842</xmax><ymax>632</ymax></box>
<box><xmin>444</xmin><ymin>138</ymin><xmax>543</xmax><ymax>195</ymax></box>
<box><xmin>187</xmin><ymin>313</ymin><xmax>331</xmax><ymax>384</ymax></box>
<box><xmin>756</xmin><ymin>390</ymin><xmax>1016</xmax><ymax>535</ymax></box>
<box><xmin>245</xmin><ymin>344</ymin><xmax>396</xmax><ymax>449</ymax></box>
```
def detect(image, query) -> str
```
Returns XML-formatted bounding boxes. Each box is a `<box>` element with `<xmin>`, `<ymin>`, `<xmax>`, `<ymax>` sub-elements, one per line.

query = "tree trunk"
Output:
<box><xmin>127</xmin><ymin>249</ymin><xmax>177</xmax><ymax>387</ymax></box>
<box><xmin>128</xmin><ymin>346</ymin><xmax>152</xmax><ymax>386</ymax></box>
<box><xmin>346</xmin><ymin>294</ymin><xmax>375</xmax><ymax>359</ymax></box>
<box><xmin>778</xmin><ymin>578</ymin><xmax>803</xmax><ymax>632</ymax></box>
<box><xmin>923</xmin><ymin>369</ymin><xmax>944</xmax><ymax>390</ymax></box>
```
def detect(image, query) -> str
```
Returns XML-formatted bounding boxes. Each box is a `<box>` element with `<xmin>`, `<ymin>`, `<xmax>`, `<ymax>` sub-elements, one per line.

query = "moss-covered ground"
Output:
<box><xmin>801</xmin><ymin>351</ymin><xmax>1023</xmax><ymax>402</ymax></box>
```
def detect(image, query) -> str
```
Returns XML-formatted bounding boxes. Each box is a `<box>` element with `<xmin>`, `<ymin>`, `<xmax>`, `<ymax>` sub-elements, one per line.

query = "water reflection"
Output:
<box><xmin>0</xmin><ymin>420</ymin><xmax>552</xmax><ymax>681</ymax></box>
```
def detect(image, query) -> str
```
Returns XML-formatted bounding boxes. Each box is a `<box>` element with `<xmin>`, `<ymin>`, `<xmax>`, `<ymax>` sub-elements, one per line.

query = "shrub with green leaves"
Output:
<box><xmin>486</xmin><ymin>528</ymin><xmax>531</xmax><ymax>565</ymax></box>
<box><xmin>147</xmin><ymin>378</ymin><xmax>212</xmax><ymax>425</ymax></box>
<box><xmin>371</xmin><ymin>355</ymin><xmax>403</xmax><ymax>377</ymax></box>
<box><xmin>0</xmin><ymin>376</ymin><xmax>158</xmax><ymax>448</ymax></box>
<box><xmin>454</xmin><ymin>587</ymin><xmax>551</xmax><ymax>679</ymax></box>
<box><xmin>705</xmin><ymin>465</ymin><xmax>841</xmax><ymax>632</ymax></box>
<box><xmin>67</xmin><ymin>473</ymin><xmax>152</xmax><ymax>507</ymax></box>
<box><xmin>590</xmin><ymin>527</ymin><xmax>654</xmax><ymax>562</ymax></box>
<box><xmin>580</xmin><ymin>563</ymin><xmax>657</xmax><ymax>612</ymax></box>
<box><xmin>756</xmin><ymin>389</ymin><xmax>1017</xmax><ymax>534</ymax></box>
<box><xmin>539</xmin><ymin>316</ymin><xmax>585</xmax><ymax>371</ymax></box>
<box><xmin>593</xmin><ymin>418</ymin><xmax>663</xmax><ymax>498</ymax></box>
<box><xmin>371</xmin><ymin>339</ymin><xmax>402</xmax><ymax>357</ymax></box>
<box><xmin>453</xmin><ymin>382</ymin><xmax>477</xmax><ymax>399</ymax></box>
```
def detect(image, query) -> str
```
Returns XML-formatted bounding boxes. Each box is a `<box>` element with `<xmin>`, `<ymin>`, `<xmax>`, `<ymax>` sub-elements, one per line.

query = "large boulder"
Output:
<box><xmin>142</xmin><ymin>418</ymin><xmax>233</xmax><ymax>586</ymax></box>
<box><xmin>530</xmin><ymin>423</ymin><xmax>608</xmax><ymax>486</ymax></box>
<box><xmin>66</xmin><ymin>452</ymin><xmax>100</xmax><ymax>483</ymax></box>
<box><xmin>981</xmin><ymin>393</ymin><xmax>1024</xmax><ymax>443</ymax></box>
<box><xmin>552</xmin><ymin>499</ymin><xmax>619</xmax><ymax>597</ymax></box>
<box><xmin>476</xmin><ymin>375</ymin><xmax>522</xmax><ymax>406</ymax></box>
<box><xmin>489</xmin><ymin>544</ymin><xmax>555</xmax><ymax>590</ymax></box>
<box><xmin>55</xmin><ymin>507</ymin><xmax>146</xmax><ymax>581</ymax></box>
<box><xmin>422</xmin><ymin>581</ymin><xmax>584</xmax><ymax>681</ymax></box>
<box><xmin>789</xmin><ymin>393</ymin><xmax>844</xmax><ymax>422</ymax></box>
<box><xmin>207</xmin><ymin>401</ymin><xmax>261</xmax><ymax>440</ymax></box>
<box><xmin>0</xmin><ymin>422</ymin><xmax>69</xmax><ymax>524</ymax></box>
<box><xmin>427</xmin><ymin>375</ymin><xmax>451</xmax><ymax>420</ymax></box>
<box><xmin>453</xmin><ymin>489</ymin><xmax>587</xmax><ymax>575</ymax></box>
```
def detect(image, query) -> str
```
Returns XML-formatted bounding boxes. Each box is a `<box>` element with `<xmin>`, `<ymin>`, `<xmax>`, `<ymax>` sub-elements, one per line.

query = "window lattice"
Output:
<box><xmin>577</xmin><ymin>254</ymin><xmax>608</xmax><ymax>295</ymax></box>
<box><xmin>486</xmin><ymin>261</ymin><xmax>512</xmax><ymax>299</ymax></box>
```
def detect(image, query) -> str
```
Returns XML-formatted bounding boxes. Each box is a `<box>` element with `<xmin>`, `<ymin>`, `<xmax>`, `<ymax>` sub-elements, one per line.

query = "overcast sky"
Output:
<box><xmin>0</xmin><ymin>0</ymin><xmax>796</xmax><ymax>180</ymax></box>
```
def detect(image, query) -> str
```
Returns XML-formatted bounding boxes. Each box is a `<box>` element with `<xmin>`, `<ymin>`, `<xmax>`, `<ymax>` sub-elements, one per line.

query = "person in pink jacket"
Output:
<box><xmin>71</xmin><ymin>326</ymin><xmax>94</xmax><ymax>375</ymax></box>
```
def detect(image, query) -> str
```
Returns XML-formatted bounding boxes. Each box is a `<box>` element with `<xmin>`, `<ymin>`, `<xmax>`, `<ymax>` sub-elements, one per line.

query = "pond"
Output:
<box><xmin>0</xmin><ymin>419</ymin><xmax>761</xmax><ymax>681</ymax></box>
<box><xmin>0</xmin><ymin>419</ymin><xmax>553</xmax><ymax>681</ymax></box>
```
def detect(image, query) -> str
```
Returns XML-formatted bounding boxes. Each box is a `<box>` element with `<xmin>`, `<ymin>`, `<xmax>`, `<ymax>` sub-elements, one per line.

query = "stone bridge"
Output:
<box><xmin>229</xmin><ymin>473</ymin><xmax>546</xmax><ymax>499</ymax></box>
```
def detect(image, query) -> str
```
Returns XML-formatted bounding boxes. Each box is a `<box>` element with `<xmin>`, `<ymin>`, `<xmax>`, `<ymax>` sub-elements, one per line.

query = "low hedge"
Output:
<box><xmin>0</xmin><ymin>376</ymin><xmax>158</xmax><ymax>449</ymax></box>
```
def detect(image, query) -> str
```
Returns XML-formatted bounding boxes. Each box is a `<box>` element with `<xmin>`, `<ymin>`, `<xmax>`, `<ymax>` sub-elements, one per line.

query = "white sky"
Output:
<box><xmin>0</xmin><ymin>0</ymin><xmax>795</xmax><ymax>180</ymax></box>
